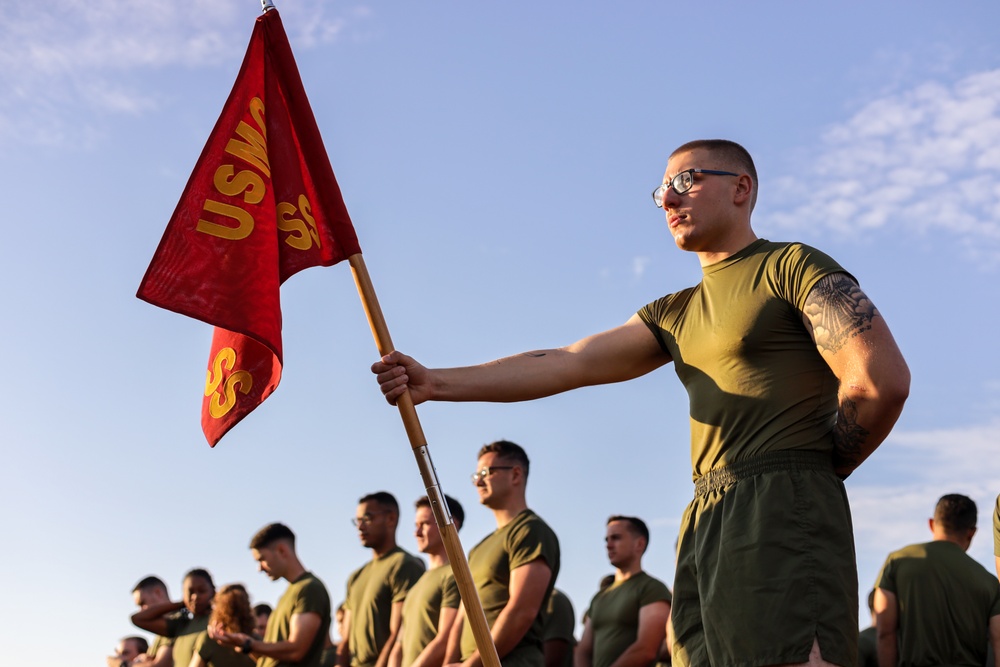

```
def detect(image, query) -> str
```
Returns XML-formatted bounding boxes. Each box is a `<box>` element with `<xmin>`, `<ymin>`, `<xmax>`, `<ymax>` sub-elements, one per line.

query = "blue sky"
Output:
<box><xmin>1</xmin><ymin>1</ymin><xmax>999</xmax><ymax>662</ymax></box>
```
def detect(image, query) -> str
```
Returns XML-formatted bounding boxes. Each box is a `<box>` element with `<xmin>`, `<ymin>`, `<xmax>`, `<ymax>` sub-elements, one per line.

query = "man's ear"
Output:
<box><xmin>733</xmin><ymin>173</ymin><xmax>753</xmax><ymax>206</ymax></box>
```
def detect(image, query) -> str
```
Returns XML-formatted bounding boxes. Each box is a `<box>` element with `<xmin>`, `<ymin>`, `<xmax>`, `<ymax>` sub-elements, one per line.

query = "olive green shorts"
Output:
<box><xmin>671</xmin><ymin>451</ymin><xmax>858</xmax><ymax>667</ymax></box>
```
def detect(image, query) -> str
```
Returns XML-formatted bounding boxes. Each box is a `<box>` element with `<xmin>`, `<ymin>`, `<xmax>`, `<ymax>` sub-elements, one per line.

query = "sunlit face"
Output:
<box><xmin>605</xmin><ymin>521</ymin><xmax>642</xmax><ymax>569</ymax></box>
<box><xmin>356</xmin><ymin>501</ymin><xmax>394</xmax><ymax>550</ymax></box>
<box><xmin>133</xmin><ymin>584</ymin><xmax>168</xmax><ymax>610</ymax></box>
<box><xmin>474</xmin><ymin>452</ymin><xmax>515</xmax><ymax>508</ymax></box>
<box><xmin>660</xmin><ymin>148</ymin><xmax>738</xmax><ymax>253</ymax></box>
<box><xmin>414</xmin><ymin>505</ymin><xmax>442</xmax><ymax>554</ymax></box>
<box><xmin>253</xmin><ymin>546</ymin><xmax>283</xmax><ymax>581</ymax></box>
<box><xmin>183</xmin><ymin>575</ymin><xmax>215</xmax><ymax>616</ymax></box>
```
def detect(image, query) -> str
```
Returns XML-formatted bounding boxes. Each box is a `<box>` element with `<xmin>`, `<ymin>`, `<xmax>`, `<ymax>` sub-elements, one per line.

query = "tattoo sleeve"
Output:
<box><xmin>803</xmin><ymin>273</ymin><xmax>879</xmax><ymax>355</ymax></box>
<box><xmin>831</xmin><ymin>397</ymin><xmax>870</xmax><ymax>474</ymax></box>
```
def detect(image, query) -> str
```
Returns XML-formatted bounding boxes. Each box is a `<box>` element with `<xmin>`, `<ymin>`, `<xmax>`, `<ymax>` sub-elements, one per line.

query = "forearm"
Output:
<box><xmin>250</xmin><ymin>638</ymin><xmax>311</xmax><ymax>663</ymax></box>
<box><xmin>573</xmin><ymin>645</ymin><xmax>593</xmax><ymax>667</ymax></box>
<box><xmin>876</xmin><ymin>631</ymin><xmax>897</xmax><ymax>667</ymax></box>
<box><xmin>832</xmin><ymin>379</ymin><xmax>908</xmax><ymax>477</ymax></box>
<box><xmin>374</xmin><ymin>629</ymin><xmax>402</xmax><ymax>667</ymax></box>
<box><xmin>411</xmin><ymin>635</ymin><xmax>449</xmax><ymax>667</ymax></box>
<box><xmin>484</xmin><ymin>602</ymin><xmax>538</xmax><ymax>661</ymax></box>
<box><xmin>431</xmin><ymin>349</ymin><xmax>586</xmax><ymax>403</ymax></box>
<box><xmin>131</xmin><ymin>601</ymin><xmax>185</xmax><ymax>635</ymax></box>
<box><xmin>607</xmin><ymin>642</ymin><xmax>659</xmax><ymax>667</ymax></box>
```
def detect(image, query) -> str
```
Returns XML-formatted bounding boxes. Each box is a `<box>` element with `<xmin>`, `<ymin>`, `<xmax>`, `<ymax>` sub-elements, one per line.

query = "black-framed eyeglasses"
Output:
<box><xmin>470</xmin><ymin>466</ymin><xmax>514</xmax><ymax>484</ymax></box>
<box><xmin>652</xmin><ymin>169</ymin><xmax>739</xmax><ymax>208</ymax></box>
<box><xmin>351</xmin><ymin>512</ymin><xmax>384</xmax><ymax>527</ymax></box>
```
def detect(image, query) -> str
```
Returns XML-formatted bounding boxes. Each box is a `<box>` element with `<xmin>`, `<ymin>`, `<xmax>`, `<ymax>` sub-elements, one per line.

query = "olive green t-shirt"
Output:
<box><xmin>164</xmin><ymin>612</ymin><xmax>210</xmax><ymax>667</ymax></box>
<box><xmin>586</xmin><ymin>573</ymin><xmax>671</xmax><ymax>667</ymax></box>
<box><xmin>194</xmin><ymin>632</ymin><xmax>255</xmax><ymax>667</ymax></box>
<box><xmin>876</xmin><ymin>540</ymin><xmax>1000</xmax><ymax>667</ymax></box>
<box><xmin>261</xmin><ymin>571</ymin><xmax>332</xmax><ymax>667</ymax></box>
<box><xmin>541</xmin><ymin>588</ymin><xmax>576</xmax><ymax>667</ymax></box>
<box><xmin>148</xmin><ymin>633</ymin><xmax>175</xmax><ymax>660</ymax></box>
<box><xmin>346</xmin><ymin>547</ymin><xmax>426</xmax><ymax>667</ymax></box>
<box><xmin>993</xmin><ymin>494</ymin><xmax>1000</xmax><ymax>557</ymax></box>
<box><xmin>461</xmin><ymin>509</ymin><xmax>560</xmax><ymax>667</ymax></box>
<box><xmin>638</xmin><ymin>239</ymin><xmax>848</xmax><ymax>478</ymax></box>
<box><xmin>400</xmin><ymin>564</ymin><xmax>460</xmax><ymax>667</ymax></box>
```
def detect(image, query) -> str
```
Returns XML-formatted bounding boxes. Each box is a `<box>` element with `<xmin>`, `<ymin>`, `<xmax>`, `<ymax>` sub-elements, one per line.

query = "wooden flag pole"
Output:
<box><xmin>348</xmin><ymin>253</ymin><xmax>502</xmax><ymax>667</ymax></box>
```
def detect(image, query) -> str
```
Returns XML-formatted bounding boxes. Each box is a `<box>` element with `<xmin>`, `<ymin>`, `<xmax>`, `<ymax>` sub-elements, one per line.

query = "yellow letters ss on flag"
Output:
<box><xmin>137</xmin><ymin>9</ymin><xmax>361</xmax><ymax>446</ymax></box>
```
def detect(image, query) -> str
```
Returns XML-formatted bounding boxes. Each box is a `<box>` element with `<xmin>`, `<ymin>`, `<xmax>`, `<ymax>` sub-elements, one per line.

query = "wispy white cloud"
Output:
<box><xmin>632</xmin><ymin>256</ymin><xmax>650</xmax><ymax>280</ymax></box>
<box><xmin>768</xmin><ymin>69</ymin><xmax>1000</xmax><ymax>268</ymax></box>
<box><xmin>0</xmin><ymin>0</ymin><xmax>371</xmax><ymax>146</ymax></box>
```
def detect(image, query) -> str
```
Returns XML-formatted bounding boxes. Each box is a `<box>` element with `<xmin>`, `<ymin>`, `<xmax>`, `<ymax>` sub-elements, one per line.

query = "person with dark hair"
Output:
<box><xmin>132</xmin><ymin>569</ymin><xmax>216</xmax><ymax>667</ymax></box>
<box><xmin>373</xmin><ymin>138</ymin><xmax>910</xmax><ymax>667</ymax></box>
<box><xmin>338</xmin><ymin>492</ymin><xmax>425</xmax><ymax>667</ymax></box>
<box><xmin>107</xmin><ymin>636</ymin><xmax>149</xmax><ymax>667</ymax></box>
<box><xmin>193</xmin><ymin>583</ymin><xmax>255</xmax><ymax>667</ymax></box>
<box><xmin>444</xmin><ymin>440</ymin><xmax>560</xmax><ymax>667</ymax></box>
<box><xmin>213</xmin><ymin>522</ymin><xmax>331</xmax><ymax>667</ymax></box>
<box><xmin>389</xmin><ymin>494</ymin><xmax>465</xmax><ymax>667</ymax></box>
<box><xmin>857</xmin><ymin>589</ymin><xmax>876</xmax><ymax>667</ymax></box>
<box><xmin>131</xmin><ymin>576</ymin><xmax>176</xmax><ymax>667</ymax></box>
<box><xmin>875</xmin><ymin>494</ymin><xmax>1000</xmax><ymax>666</ymax></box>
<box><xmin>576</xmin><ymin>516</ymin><xmax>670</xmax><ymax>667</ymax></box>
<box><xmin>254</xmin><ymin>603</ymin><xmax>274</xmax><ymax>639</ymax></box>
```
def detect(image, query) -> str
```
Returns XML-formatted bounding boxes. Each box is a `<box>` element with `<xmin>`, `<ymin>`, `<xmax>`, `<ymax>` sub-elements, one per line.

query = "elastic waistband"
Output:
<box><xmin>693</xmin><ymin>450</ymin><xmax>833</xmax><ymax>497</ymax></box>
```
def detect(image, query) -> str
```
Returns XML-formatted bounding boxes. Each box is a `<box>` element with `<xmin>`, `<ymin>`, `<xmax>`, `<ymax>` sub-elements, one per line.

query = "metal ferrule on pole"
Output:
<box><xmin>261</xmin><ymin>0</ymin><xmax>276</xmax><ymax>13</ymax></box>
<box><xmin>413</xmin><ymin>446</ymin><xmax>453</xmax><ymax>527</ymax></box>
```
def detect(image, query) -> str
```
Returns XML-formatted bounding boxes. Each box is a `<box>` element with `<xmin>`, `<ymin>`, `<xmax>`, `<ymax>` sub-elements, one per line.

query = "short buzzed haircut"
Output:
<box><xmin>132</xmin><ymin>575</ymin><xmax>168</xmax><ymax>594</ymax></box>
<box><xmin>250</xmin><ymin>523</ymin><xmax>296</xmax><ymax>550</ymax></box>
<box><xmin>360</xmin><ymin>491</ymin><xmax>400</xmax><ymax>515</ymax></box>
<box><xmin>607</xmin><ymin>515</ymin><xmax>651</xmax><ymax>546</ymax></box>
<box><xmin>123</xmin><ymin>636</ymin><xmax>149</xmax><ymax>655</ymax></box>
<box><xmin>670</xmin><ymin>138</ymin><xmax>758</xmax><ymax>211</ymax></box>
<box><xmin>934</xmin><ymin>494</ymin><xmax>977</xmax><ymax>533</ymax></box>
<box><xmin>253</xmin><ymin>603</ymin><xmax>273</xmax><ymax>616</ymax></box>
<box><xmin>416</xmin><ymin>494</ymin><xmax>465</xmax><ymax>529</ymax></box>
<box><xmin>478</xmin><ymin>440</ymin><xmax>530</xmax><ymax>478</ymax></box>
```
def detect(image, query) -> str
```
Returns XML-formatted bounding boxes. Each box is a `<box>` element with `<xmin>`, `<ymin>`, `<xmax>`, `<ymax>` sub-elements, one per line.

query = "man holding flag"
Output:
<box><xmin>373</xmin><ymin>140</ymin><xmax>910</xmax><ymax>667</ymax></box>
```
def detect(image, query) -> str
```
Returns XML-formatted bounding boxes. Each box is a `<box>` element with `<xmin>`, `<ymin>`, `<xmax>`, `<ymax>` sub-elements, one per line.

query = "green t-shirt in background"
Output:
<box><xmin>164</xmin><ymin>612</ymin><xmax>209</xmax><ymax>667</ymax></box>
<box><xmin>877</xmin><ymin>540</ymin><xmax>1000</xmax><ymax>667</ymax></box>
<box><xmin>400</xmin><ymin>564</ymin><xmax>459</xmax><ymax>667</ymax></box>
<box><xmin>194</xmin><ymin>632</ymin><xmax>255</xmax><ymax>667</ymax></box>
<box><xmin>541</xmin><ymin>588</ymin><xmax>576</xmax><ymax>667</ymax></box>
<box><xmin>586</xmin><ymin>573</ymin><xmax>671</xmax><ymax>667</ymax></box>
<box><xmin>261</xmin><ymin>571</ymin><xmax>332</xmax><ymax>667</ymax></box>
<box><xmin>461</xmin><ymin>509</ymin><xmax>560</xmax><ymax>667</ymax></box>
<box><xmin>346</xmin><ymin>547</ymin><xmax>426</xmax><ymax>667</ymax></box>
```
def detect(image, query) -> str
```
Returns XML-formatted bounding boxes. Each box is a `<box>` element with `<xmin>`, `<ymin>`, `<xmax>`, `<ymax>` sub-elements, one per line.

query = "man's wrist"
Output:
<box><xmin>241</xmin><ymin>637</ymin><xmax>254</xmax><ymax>654</ymax></box>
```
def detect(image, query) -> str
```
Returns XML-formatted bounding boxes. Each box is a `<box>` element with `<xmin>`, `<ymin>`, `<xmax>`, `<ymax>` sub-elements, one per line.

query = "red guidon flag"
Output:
<box><xmin>137</xmin><ymin>8</ymin><xmax>361</xmax><ymax>446</ymax></box>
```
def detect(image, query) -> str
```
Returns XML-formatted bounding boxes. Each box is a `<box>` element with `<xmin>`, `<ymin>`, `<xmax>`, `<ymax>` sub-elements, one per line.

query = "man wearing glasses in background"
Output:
<box><xmin>373</xmin><ymin>139</ymin><xmax>910</xmax><ymax>667</ymax></box>
<box><xmin>338</xmin><ymin>492</ymin><xmax>426</xmax><ymax>667</ymax></box>
<box><xmin>444</xmin><ymin>440</ymin><xmax>560</xmax><ymax>667</ymax></box>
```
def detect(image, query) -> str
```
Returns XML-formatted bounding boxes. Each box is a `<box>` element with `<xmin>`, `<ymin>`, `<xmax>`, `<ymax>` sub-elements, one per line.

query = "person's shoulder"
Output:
<box><xmin>297</xmin><ymin>571</ymin><xmax>330</xmax><ymax>594</ymax></box>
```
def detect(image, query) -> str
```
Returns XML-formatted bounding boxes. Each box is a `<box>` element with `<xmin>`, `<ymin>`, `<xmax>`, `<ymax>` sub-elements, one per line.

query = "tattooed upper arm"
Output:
<box><xmin>801</xmin><ymin>273</ymin><xmax>880</xmax><ymax>355</ymax></box>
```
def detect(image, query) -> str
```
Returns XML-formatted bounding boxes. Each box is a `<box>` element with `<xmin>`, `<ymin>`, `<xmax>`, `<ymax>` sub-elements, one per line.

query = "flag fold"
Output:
<box><xmin>137</xmin><ymin>9</ymin><xmax>361</xmax><ymax>446</ymax></box>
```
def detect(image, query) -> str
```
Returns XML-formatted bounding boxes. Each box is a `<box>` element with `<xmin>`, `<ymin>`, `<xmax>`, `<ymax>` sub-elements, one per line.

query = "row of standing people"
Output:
<box><xmin>113</xmin><ymin>440</ymin><xmax>673</xmax><ymax>667</ymax></box>
<box><xmin>113</xmin><ymin>447</ymin><xmax>1000</xmax><ymax>667</ymax></box>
